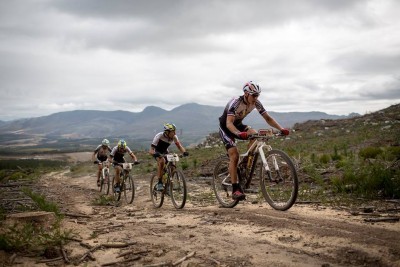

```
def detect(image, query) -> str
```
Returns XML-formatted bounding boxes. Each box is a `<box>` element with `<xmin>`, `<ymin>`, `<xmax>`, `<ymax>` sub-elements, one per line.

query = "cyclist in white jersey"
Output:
<box><xmin>92</xmin><ymin>139</ymin><xmax>112</xmax><ymax>186</ymax></box>
<box><xmin>109</xmin><ymin>139</ymin><xmax>139</xmax><ymax>193</ymax></box>
<box><xmin>219</xmin><ymin>81</ymin><xmax>290</xmax><ymax>200</ymax></box>
<box><xmin>150</xmin><ymin>123</ymin><xmax>189</xmax><ymax>191</ymax></box>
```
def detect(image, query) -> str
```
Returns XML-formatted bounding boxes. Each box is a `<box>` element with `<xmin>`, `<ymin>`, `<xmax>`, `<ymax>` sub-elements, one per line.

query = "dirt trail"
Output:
<box><xmin>3</xmin><ymin>151</ymin><xmax>400</xmax><ymax>266</ymax></box>
<box><xmin>3</xmin><ymin>165</ymin><xmax>400</xmax><ymax>267</ymax></box>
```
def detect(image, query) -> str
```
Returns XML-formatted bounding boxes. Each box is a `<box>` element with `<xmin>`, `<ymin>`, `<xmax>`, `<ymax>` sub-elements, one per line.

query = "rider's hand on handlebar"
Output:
<box><xmin>183</xmin><ymin>151</ymin><xmax>189</xmax><ymax>157</ymax></box>
<box><xmin>237</xmin><ymin>132</ymin><xmax>248</xmax><ymax>140</ymax></box>
<box><xmin>153</xmin><ymin>152</ymin><xmax>161</xmax><ymax>158</ymax></box>
<box><xmin>280</xmin><ymin>128</ymin><xmax>290</xmax><ymax>136</ymax></box>
<box><xmin>134</xmin><ymin>161</ymin><xmax>140</xmax><ymax>165</ymax></box>
<box><xmin>93</xmin><ymin>160</ymin><xmax>99</xmax><ymax>164</ymax></box>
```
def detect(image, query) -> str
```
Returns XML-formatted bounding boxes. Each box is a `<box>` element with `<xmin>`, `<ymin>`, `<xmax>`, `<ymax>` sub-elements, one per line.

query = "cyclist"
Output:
<box><xmin>92</xmin><ymin>139</ymin><xmax>112</xmax><ymax>186</ymax></box>
<box><xmin>109</xmin><ymin>139</ymin><xmax>139</xmax><ymax>193</ymax></box>
<box><xmin>219</xmin><ymin>81</ymin><xmax>290</xmax><ymax>200</ymax></box>
<box><xmin>150</xmin><ymin>123</ymin><xmax>189</xmax><ymax>191</ymax></box>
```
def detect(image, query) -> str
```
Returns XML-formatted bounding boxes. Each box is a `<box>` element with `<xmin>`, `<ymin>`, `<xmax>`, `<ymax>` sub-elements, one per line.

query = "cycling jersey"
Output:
<box><xmin>110</xmin><ymin>146</ymin><xmax>133</xmax><ymax>163</ymax></box>
<box><xmin>219</xmin><ymin>95</ymin><xmax>267</xmax><ymax>135</ymax></box>
<box><xmin>94</xmin><ymin>145</ymin><xmax>111</xmax><ymax>161</ymax></box>
<box><xmin>151</xmin><ymin>132</ymin><xmax>180</xmax><ymax>154</ymax></box>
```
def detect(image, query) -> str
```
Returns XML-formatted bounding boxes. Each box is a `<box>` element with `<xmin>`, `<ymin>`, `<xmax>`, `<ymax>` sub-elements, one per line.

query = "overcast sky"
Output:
<box><xmin>1</xmin><ymin>0</ymin><xmax>399</xmax><ymax>121</ymax></box>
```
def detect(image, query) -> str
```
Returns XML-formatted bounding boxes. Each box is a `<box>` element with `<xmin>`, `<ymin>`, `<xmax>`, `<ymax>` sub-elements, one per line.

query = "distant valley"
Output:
<box><xmin>0</xmin><ymin>103</ymin><xmax>359</xmax><ymax>151</ymax></box>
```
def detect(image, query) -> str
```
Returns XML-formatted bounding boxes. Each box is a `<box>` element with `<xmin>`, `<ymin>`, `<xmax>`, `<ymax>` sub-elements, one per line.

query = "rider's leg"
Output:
<box><xmin>156</xmin><ymin>157</ymin><xmax>166</xmax><ymax>190</ymax></box>
<box><xmin>228</xmin><ymin>146</ymin><xmax>239</xmax><ymax>184</ymax></box>
<box><xmin>115</xmin><ymin>166</ymin><xmax>122</xmax><ymax>184</ymax></box>
<box><xmin>228</xmin><ymin>146</ymin><xmax>246</xmax><ymax>200</ymax></box>
<box><xmin>97</xmin><ymin>164</ymin><xmax>101</xmax><ymax>179</ymax></box>
<box><xmin>157</xmin><ymin>157</ymin><xmax>165</xmax><ymax>181</ymax></box>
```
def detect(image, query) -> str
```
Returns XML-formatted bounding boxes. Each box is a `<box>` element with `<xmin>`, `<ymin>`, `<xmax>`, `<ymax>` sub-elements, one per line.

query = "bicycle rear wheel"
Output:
<box><xmin>150</xmin><ymin>175</ymin><xmax>164</xmax><ymax>208</ymax></box>
<box><xmin>101</xmin><ymin>168</ymin><xmax>110</xmax><ymax>195</ymax></box>
<box><xmin>170</xmin><ymin>170</ymin><xmax>187</xmax><ymax>209</ymax></box>
<box><xmin>123</xmin><ymin>174</ymin><xmax>135</xmax><ymax>204</ymax></box>
<box><xmin>212</xmin><ymin>158</ymin><xmax>239</xmax><ymax>208</ymax></box>
<box><xmin>260</xmin><ymin>149</ymin><xmax>298</xmax><ymax>211</ymax></box>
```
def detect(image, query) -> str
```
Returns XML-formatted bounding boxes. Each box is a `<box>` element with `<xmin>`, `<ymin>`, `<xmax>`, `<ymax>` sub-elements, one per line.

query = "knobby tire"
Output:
<box><xmin>212</xmin><ymin>158</ymin><xmax>239</xmax><ymax>208</ymax></box>
<box><xmin>150</xmin><ymin>175</ymin><xmax>164</xmax><ymax>208</ymax></box>
<box><xmin>170</xmin><ymin>169</ymin><xmax>187</xmax><ymax>209</ymax></box>
<box><xmin>260</xmin><ymin>149</ymin><xmax>298</xmax><ymax>211</ymax></box>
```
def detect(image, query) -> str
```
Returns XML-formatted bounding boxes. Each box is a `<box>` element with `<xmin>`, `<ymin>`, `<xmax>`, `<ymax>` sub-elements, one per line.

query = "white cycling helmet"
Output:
<box><xmin>243</xmin><ymin>81</ymin><xmax>261</xmax><ymax>95</ymax></box>
<box><xmin>102</xmin><ymin>139</ymin><xmax>110</xmax><ymax>146</ymax></box>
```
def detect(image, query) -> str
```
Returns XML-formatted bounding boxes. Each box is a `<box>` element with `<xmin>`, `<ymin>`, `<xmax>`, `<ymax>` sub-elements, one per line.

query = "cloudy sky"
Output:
<box><xmin>1</xmin><ymin>0</ymin><xmax>399</xmax><ymax>121</ymax></box>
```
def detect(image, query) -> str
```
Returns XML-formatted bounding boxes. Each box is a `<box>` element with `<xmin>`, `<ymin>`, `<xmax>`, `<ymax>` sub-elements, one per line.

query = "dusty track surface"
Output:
<box><xmin>1</xmin><ymin>157</ymin><xmax>400</xmax><ymax>266</ymax></box>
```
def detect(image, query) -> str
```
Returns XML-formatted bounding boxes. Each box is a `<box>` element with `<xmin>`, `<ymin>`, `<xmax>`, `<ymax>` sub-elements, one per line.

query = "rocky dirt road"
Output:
<box><xmin>2</xmin><ymin>160</ymin><xmax>400</xmax><ymax>267</ymax></box>
<box><xmin>4</xmin><ymin>168</ymin><xmax>400</xmax><ymax>266</ymax></box>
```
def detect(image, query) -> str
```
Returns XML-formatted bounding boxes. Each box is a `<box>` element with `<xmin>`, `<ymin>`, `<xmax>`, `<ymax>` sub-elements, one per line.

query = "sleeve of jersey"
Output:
<box><xmin>110</xmin><ymin>147</ymin><xmax>116</xmax><ymax>157</ymax></box>
<box><xmin>256</xmin><ymin>100</ymin><xmax>267</xmax><ymax>115</ymax></box>
<box><xmin>151</xmin><ymin>133</ymin><xmax>161</xmax><ymax>147</ymax></box>
<box><xmin>227</xmin><ymin>98</ymin><xmax>240</xmax><ymax>116</ymax></box>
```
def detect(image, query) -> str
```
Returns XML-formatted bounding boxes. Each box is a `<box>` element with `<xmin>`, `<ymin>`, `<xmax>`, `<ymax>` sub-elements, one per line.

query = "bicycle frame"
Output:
<box><xmin>238</xmin><ymin>132</ymin><xmax>277</xmax><ymax>185</ymax></box>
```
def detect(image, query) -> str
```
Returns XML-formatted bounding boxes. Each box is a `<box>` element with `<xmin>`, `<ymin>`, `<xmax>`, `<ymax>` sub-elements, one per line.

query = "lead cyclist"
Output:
<box><xmin>218</xmin><ymin>81</ymin><xmax>290</xmax><ymax>201</ymax></box>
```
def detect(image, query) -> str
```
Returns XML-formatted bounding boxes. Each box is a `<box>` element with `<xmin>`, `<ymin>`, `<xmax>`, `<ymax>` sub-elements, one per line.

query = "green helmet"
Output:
<box><xmin>163</xmin><ymin>123</ymin><xmax>176</xmax><ymax>132</ymax></box>
<box><xmin>117</xmin><ymin>139</ymin><xmax>127</xmax><ymax>149</ymax></box>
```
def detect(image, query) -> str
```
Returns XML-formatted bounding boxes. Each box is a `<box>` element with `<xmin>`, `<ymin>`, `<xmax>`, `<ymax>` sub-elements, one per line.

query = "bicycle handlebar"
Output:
<box><xmin>248</xmin><ymin>130</ymin><xmax>286</xmax><ymax>140</ymax></box>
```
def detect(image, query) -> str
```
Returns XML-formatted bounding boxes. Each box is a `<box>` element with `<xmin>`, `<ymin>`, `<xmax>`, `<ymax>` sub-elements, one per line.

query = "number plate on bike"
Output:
<box><xmin>122</xmin><ymin>163</ymin><xmax>132</xmax><ymax>170</ymax></box>
<box><xmin>166</xmin><ymin>154</ymin><xmax>179</xmax><ymax>162</ymax></box>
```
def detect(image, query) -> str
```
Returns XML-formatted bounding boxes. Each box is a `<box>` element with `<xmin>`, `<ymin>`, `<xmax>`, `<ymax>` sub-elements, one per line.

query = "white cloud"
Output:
<box><xmin>0</xmin><ymin>0</ymin><xmax>399</xmax><ymax>121</ymax></box>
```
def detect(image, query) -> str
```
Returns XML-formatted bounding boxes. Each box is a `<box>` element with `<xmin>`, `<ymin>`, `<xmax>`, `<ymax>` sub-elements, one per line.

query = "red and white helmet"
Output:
<box><xmin>243</xmin><ymin>81</ymin><xmax>261</xmax><ymax>95</ymax></box>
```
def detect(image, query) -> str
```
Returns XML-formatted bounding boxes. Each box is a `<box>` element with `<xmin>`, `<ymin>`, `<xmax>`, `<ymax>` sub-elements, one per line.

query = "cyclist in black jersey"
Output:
<box><xmin>109</xmin><ymin>139</ymin><xmax>139</xmax><ymax>193</ymax></box>
<box><xmin>150</xmin><ymin>123</ymin><xmax>189</xmax><ymax>191</ymax></box>
<box><xmin>92</xmin><ymin>139</ymin><xmax>112</xmax><ymax>186</ymax></box>
<box><xmin>219</xmin><ymin>81</ymin><xmax>290</xmax><ymax>200</ymax></box>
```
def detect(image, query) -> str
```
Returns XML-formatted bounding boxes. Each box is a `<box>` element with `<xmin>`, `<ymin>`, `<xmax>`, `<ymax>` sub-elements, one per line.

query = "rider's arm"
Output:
<box><xmin>262</xmin><ymin>112</ymin><xmax>284</xmax><ymax>131</ymax></box>
<box><xmin>149</xmin><ymin>145</ymin><xmax>157</xmax><ymax>156</ymax></box>
<box><xmin>226</xmin><ymin>115</ymin><xmax>241</xmax><ymax>136</ymax></box>
<box><xmin>174</xmin><ymin>135</ymin><xmax>186</xmax><ymax>154</ymax></box>
<box><xmin>129</xmin><ymin>151</ymin><xmax>138</xmax><ymax>162</ymax></box>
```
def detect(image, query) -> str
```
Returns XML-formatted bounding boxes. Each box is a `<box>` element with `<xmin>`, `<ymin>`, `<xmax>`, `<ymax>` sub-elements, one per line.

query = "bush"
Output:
<box><xmin>359</xmin><ymin>147</ymin><xmax>383</xmax><ymax>159</ymax></box>
<box><xmin>319</xmin><ymin>154</ymin><xmax>331</xmax><ymax>164</ymax></box>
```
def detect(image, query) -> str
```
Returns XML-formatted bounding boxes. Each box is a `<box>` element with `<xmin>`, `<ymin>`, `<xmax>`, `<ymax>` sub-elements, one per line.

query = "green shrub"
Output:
<box><xmin>319</xmin><ymin>154</ymin><xmax>331</xmax><ymax>164</ymax></box>
<box><xmin>385</xmin><ymin>146</ymin><xmax>400</xmax><ymax>160</ymax></box>
<box><xmin>359</xmin><ymin>147</ymin><xmax>383</xmax><ymax>159</ymax></box>
<box><xmin>21</xmin><ymin>188</ymin><xmax>61</xmax><ymax>217</ymax></box>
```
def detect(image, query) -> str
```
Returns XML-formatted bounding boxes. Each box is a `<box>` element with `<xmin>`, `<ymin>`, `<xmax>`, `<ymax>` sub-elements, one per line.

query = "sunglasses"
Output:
<box><xmin>251</xmin><ymin>93</ymin><xmax>260</xmax><ymax>97</ymax></box>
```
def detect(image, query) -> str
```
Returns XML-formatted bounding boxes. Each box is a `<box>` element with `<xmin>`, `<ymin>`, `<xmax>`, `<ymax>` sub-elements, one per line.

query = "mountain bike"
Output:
<box><xmin>213</xmin><ymin>129</ymin><xmax>298</xmax><ymax>210</ymax></box>
<box><xmin>98</xmin><ymin>161</ymin><xmax>110</xmax><ymax>195</ymax></box>
<box><xmin>112</xmin><ymin>162</ymin><xmax>138</xmax><ymax>204</ymax></box>
<box><xmin>150</xmin><ymin>153</ymin><xmax>187</xmax><ymax>209</ymax></box>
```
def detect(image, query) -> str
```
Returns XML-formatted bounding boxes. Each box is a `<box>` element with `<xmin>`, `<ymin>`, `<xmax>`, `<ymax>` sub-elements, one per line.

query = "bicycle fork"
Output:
<box><xmin>258</xmin><ymin>146</ymin><xmax>283</xmax><ymax>183</ymax></box>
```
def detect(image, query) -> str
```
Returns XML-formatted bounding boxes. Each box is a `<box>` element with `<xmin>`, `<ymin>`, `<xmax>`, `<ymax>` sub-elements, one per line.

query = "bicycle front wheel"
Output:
<box><xmin>112</xmin><ymin>175</ymin><xmax>121</xmax><ymax>201</ymax></box>
<box><xmin>123</xmin><ymin>174</ymin><xmax>135</xmax><ymax>204</ymax></box>
<box><xmin>170</xmin><ymin>170</ymin><xmax>187</xmax><ymax>209</ymax></box>
<box><xmin>101</xmin><ymin>168</ymin><xmax>110</xmax><ymax>195</ymax></box>
<box><xmin>260</xmin><ymin>149</ymin><xmax>298</xmax><ymax>211</ymax></box>
<box><xmin>150</xmin><ymin>175</ymin><xmax>164</xmax><ymax>208</ymax></box>
<box><xmin>212</xmin><ymin>158</ymin><xmax>239</xmax><ymax>208</ymax></box>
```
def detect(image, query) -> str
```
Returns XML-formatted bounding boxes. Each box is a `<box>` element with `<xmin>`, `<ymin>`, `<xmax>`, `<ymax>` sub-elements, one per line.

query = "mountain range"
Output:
<box><xmin>0</xmin><ymin>103</ymin><xmax>359</xmax><ymax>148</ymax></box>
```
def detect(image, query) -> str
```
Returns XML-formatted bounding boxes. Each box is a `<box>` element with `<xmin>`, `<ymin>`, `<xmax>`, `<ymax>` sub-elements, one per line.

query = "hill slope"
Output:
<box><xmin>0</xmin><ymin>103</ymin><xmax>358</xmax><ymax>148</ymax></box>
